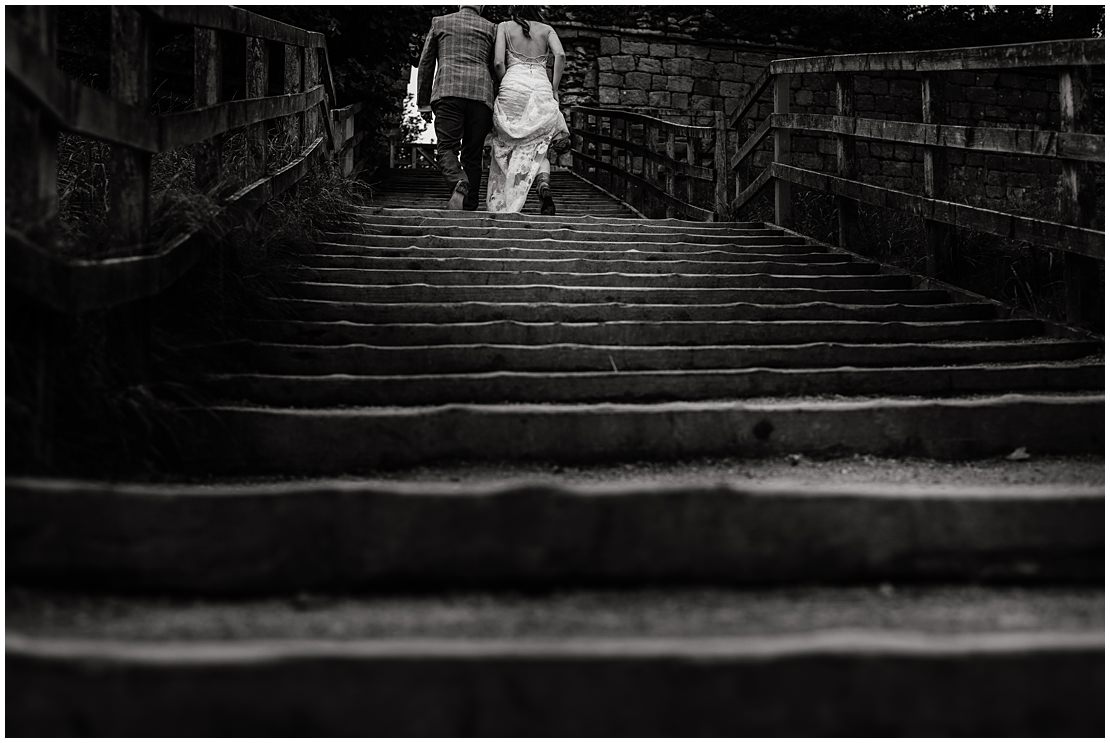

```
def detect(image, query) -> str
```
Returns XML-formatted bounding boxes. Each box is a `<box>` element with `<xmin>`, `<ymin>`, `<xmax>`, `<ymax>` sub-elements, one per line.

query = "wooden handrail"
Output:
<box><xmin>724</xmin><ymin>36</ymin><xmax>1105</xmax><ymax>327</ymax></box>
<box><xmin>569</xmin><ymin>106</ymin><xmax>728</xmax><ymax>220</ymax></box>
<box><xmin>5</xmin><ymin>6</ymin><xmax>366</xmax><ymax>313</ymax></box>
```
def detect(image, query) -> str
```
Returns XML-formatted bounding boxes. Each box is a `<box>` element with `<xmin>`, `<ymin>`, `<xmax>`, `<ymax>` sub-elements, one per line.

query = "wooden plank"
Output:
<box><xmin>108</xmin><ymin>6</ymin><xmax>151</xmax><ymax>251</ymax></box>
<box><xmin>568</xmin><ymin>105</ymin><xmax>714</xmax><ymax>135</ymax></box>
<box><xmin>728</xmin><ymin>67</ymin><xmax>770</xmax><ymax>129</ymax></box>
<box><xmin>148</xmin><ymin>6</ymin><xmax>325</xmax><ymax>48</ymax></box>
<box><xmin>731</xmin><ymin>166</ymin><xmax>773</xmax><ymax>215</ymax></box>
<box><xmin>772</xmin><ymin>163</ymin><xmax>1104</xmax><ymax>259</ymax></box>
<box><xmin>713</xmin><ymin>110</ymin><xmax>729</xmax><ymax>221</ymax></box>
<box><xmin>6</xmin><ymin>20</ymin><xmax>159</xmax><ymax>152</ymax></box>
<box><xmin>1059</xmin><ymin>66</ymin><xmax>1100</xmax><ymax>327</ymax></box>
<box><xmin>922</xmin><ymin>72</ymin><xmax>952</xmax><ymax>278</ymax></box>
<box><xmin>193</xmin><ymin>27</ymin><xmax>223</xmax><ymax>190</ymax></box>
<box><xmin>772</xmin><ymin>38</ymin><xmax>1103</xmax><ymax>75</ymax></box>
<box><xmin>772</xmin><ymin>73</ymin><xmax>792</xmax><ymax>227</ymax></box>
<box><xmin>664</xmin><ymin>129</ymin><xmax>676</xmax><ymax>218</ymax></box>
<box><xmin>569</xmin><ymin>148</ymin><xmax>713</xmax><ymax>220</ymax></box>
<box><xmin>835</xmin><ymin>73</ymin><xmax>859</xmax><ymax>250</ymax></box>
<box><xmin>7</xmin><ymin>136</ymin><xmax>329</xmax><ymax>314</ymax></box>
<box><xmin>730</xmin><ymin>115</ymin><xmax>771</xmax><ymax>171</ymax></box>
<box><xmin>283</xmin><ymin>43</ymin><xmax>304</xmax><ymax>154</ymax></box>
<box><xmin>245</xmin><ymin>37</ymin><xmax>269</xmax><ymax>177</ymax></box>
<box><xmin>574</xmin><ymin>129</ymin><xmax>714</xmax><ymax>180</ymax></box>
<box><xmin>774</xmin><ymin>113</ymin><xmax>1104</xmax><ymax>163</ymax></box>
<box><xmin>161</xmin><ymin>86</ymin><xmax>324</xmax><ymax>150</ymax></box>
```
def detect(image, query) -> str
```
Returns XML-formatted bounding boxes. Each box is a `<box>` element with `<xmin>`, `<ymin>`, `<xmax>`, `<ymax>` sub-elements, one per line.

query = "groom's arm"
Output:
<box><xmin>416</xmin><ymin>18</ymin><xmax>438</xmax><ymax>114</ymax></box>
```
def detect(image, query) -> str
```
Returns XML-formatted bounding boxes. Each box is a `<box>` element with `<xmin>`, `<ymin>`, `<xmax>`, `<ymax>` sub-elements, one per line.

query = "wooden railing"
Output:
<box><xmin>5</xmin><ymin>6</ymin><xmax>365</xmax><ymax>312</ymax></box>
<box><xmin>569</xmin><ymin>106</ymin><xmax>729</xmax><ymax>220</ymax></box>
<box><xmin>727</xmin><ymin>38</ymin><xmax>1105</xmax><ymax>326</ymax></box>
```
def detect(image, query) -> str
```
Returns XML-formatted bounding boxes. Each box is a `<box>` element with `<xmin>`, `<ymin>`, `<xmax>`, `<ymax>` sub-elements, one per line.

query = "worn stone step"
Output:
<box><xmin>164</xmin><ymin>394</ymin><xmax>1104</xmax><ymax>474</ymax></box>
<box><xmin>297</xmin><ymin>255</ymin><xmax>870</xmax><ymax>276</ymax></box>
<box><xmin>316</xmin><ymin>233</ymin><xmax>810</xmax><ymax>250</ymax></box>
<box><xmin>282</xmin><ymin>270</ymin><xmax>910</xmax><ymax>290</ymax></box>
<box><xmin>344</xmin><ymin>212</ymin><xmax>766</xmax><ymax>232</ymax></box>
<box><xmin>261</xmin><ymin>298</ymin><xmax>997</xmax><ymax>324</ymax></box>
<box><xmin>7</xmin><ymin>613</ymin><xmax>1101</xmax><ymax>735</ymax></box>
<box><xmin>324</xmin><ymin>225</ymin><xmax>786</xmax><ymax>243</ymax></box>
<box><xmin>246</xmin><ymin>319</ymin><xmax>1043</xmax><ymax>347</ymax></box>
<box><xmin>282</xmin><ymin>283</ymin><xmax>949</xmax><ymax>305</ymax></box>
<box><xmin>225</xmin><ymin>340</ymin><xmax>1100</xmax><ymax>375</ymax></box>
<box><xmin>307</xmin><ymin>243</ymin><xmax>837</xmax><ymax>263</ymax></box>
<box><xmin>8</xmin><ymin>477</ymin><xmax>1103</xmax><ymax>591</ymax></box>
<box><xmin>202</xmin><ymin>363</ymin><xmax>1104</xmax><ymax>406</ymax></box>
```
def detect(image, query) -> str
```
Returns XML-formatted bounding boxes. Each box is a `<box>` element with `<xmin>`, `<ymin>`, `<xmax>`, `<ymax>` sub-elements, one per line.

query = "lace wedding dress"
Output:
<box><xmin>486</xmin><ymin>42</ymin><xmax>570</xmax><ymax>213</ymax></box>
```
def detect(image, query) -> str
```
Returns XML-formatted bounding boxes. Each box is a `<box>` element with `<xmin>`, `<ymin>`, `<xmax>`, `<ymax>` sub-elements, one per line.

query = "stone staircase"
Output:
<box><xmin>7</xmin><ymin>170</ymin><xmax>1105</xmax><ymax>735</ymax></box>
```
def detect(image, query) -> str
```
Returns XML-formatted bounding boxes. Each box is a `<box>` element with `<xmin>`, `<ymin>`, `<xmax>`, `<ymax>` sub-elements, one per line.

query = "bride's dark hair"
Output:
<box><xmin>509</xmin><ymin>5</ymin><xmax>541</xmax><ymax>38</ymax></box>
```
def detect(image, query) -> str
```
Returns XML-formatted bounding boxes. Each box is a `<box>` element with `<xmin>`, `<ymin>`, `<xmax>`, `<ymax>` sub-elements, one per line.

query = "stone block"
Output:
<box><xmin>625</xmin><ymin>72</ymin><xmax>653</xmax><ymax>90</ymax></box>
<box><xmin>621</xmin><ymin>88</ymin><xmax>648</xmax><ymax>106</ymax></box>
<box><xmin>598</xmin><ymin>57</ymin><xmax>613</xmax><ymax>72</ymax></box>
<box><xmin>716</xmin><ymin>63</ymin><xmax>744</xmax><ymax>82</ymax></box>
<box><xmin>691</xmin><ymin>94</ymin><xmax>716</xmax><ymax>110</ymax></box>
<box><xmin>693</xmin><ymin>78</ymin><xmax>719</xmax><ymax>96</ymax></box>
<box><xmin>622</xmin><ymin>39</ymin><xmax>649</xmax><ymax>55</ymax></box>
<box><xmin>600</xmin><ymin>36</ymin><xmax>620</xmax><ymax>55</ymax></box>
<box><xmin>599</xmin><ymin>72</ymin><xmax>623</xmax><ymax>87</ymax></box>
<box><xmin>649</xmin><ymin>91</ymin><xmax>672</xmax><ymax>108</ymax></box>
<box><xmin>672</xmin><ymin>93</ymin><xmax>689</xmax><ymax>109</ymax></box>
<box><xmin>690</xmin><ymin>60</ymin><xmax>716</xmax><ymax>79</ymax></box>
<box><xmin>796</xmin><ymin>89</ymin><xmax>813</xmax><ymax>106</ymax></box>
<box><xmin>612</xmin><ymin>55</ymin><xmax>636</xmax><ymax>72</ymax></box>
<box><xmin>676</xmin><ymin>43</ymin><xmax>710</xmax><ymax>59</ymax></box>
<box><xmin>720</xmin><ymin>80</ymin><xmax>747</xmax><ymax>99</ymax></box>
<box><xmin>666</xmin><ymin>76</ymin><xmax>694</xmax><ymax>93</ymax></box>
<box><xmin>649</xmin><ymin>43</ymin><xmax>675</xmax><ymax>57</ymax></box>
<box><xmin>708</xmin><ymin>48</ymin><xmax>734</xmax><ymax>62</ymax></box>
<box><xmin>637</xmin><ymin>57</ymin><xmax>662</xmax><ymax>74</ymax></box>
<box><xmin>651</xmin><ymin>74</ymin><xmax>667</xmax><ymax>89</ymax></box>
<box><xmin>599</xmin><ymin>86</ymin><xmax>620</xmax><ymax>105</ymax></box>
<box><xmin>663</xmin><ymin>58</ymin><xmax>692</xmax><ymax>76</ymax></box>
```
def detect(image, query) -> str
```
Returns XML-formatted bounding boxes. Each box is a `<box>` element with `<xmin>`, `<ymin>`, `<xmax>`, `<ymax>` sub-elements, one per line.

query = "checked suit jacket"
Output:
<box><xmin>416</xmin><ymin>9</ymin><xmax>497</xmax><ymax>110</ymax></box>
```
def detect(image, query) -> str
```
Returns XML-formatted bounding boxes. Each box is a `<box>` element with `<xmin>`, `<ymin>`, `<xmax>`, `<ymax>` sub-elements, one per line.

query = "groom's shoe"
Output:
<box><xmin>446</xmin><ymin>181</ymin><xmax>468</xmax><ymax>211</ymax></box>
<box><xmin>539</xmin><ymin>187</ymin><xmax>556</xmax><ymax>216</ymax></box>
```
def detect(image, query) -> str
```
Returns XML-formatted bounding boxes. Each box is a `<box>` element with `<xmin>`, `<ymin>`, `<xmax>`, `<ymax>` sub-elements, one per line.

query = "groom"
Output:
<box><xmin>416</xmin><ymin>5</ymin><xmax>496</xmax><ymax>211</ymax></box>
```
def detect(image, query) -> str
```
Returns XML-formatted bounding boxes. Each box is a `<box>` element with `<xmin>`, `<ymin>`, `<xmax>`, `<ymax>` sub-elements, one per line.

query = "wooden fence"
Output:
<box><xmin>569</xmin><ymin>106</ymin><xmax>729</xmax><ymax>220</ymax></box>
<box><xmin>727</xmin><ymin>38</ymin><xmax>1105</xmax><ymax>326</ymax></box>
<box><xmin>6</xmin><ymin>6</ymin><xmax>364</xmax><ymax>313</ymax></box>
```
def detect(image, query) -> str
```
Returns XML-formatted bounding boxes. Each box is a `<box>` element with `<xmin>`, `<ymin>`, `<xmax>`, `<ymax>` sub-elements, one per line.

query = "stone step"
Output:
<box><xmin>282</xmin><ymin>270</ymin><xmax>910</xmax><ymax>290</ymax></box>
<box><xmin>221</xmin><ymin>340</ymin><xmax>1100</xmax><ymax>375</ymax></box>
<box><xmin>201</xmin><ymin>363</ymin><xmax>1104</xmax><ymax>406</ymax></box>
<box><xmin>245</xmin><ymin>319</ymin><xmax>1044</xmax><ymax>347</ymax></box>
<box><xmin>8</xmin><ymin>475</ymin><xmax>1103</xmax><ymax>590</ymax></box>
<box><xmin>281</xmin><ymin>283</ymin><xmax>950</xmax><ymax>305</ymax></box>
<box><xmin>345</xmin><ymin>211</ymin><xmax>766</xmax><ymax>232</ymax></box>
<box><xmin>6</xmin><ymin>589</ymin><xmax>1102</xmax><ymax>735</ymax></box>
<box><xmin>308</xmin><ymin>243</ymin><xmax>838</xmax><ymax>263</ymax></box>
<box><xmin>297</xmin><ymin>255</ymin><xmax>870</xmax><ymax>276</ymax></box>
<box><xmin>261</xmin><ymin>298</ymin><xmax>998</xmax><ymax>324</ymax></box>
<box><xmin>162</xmin><ymin>394</ymin><xmax>1104</xmax><ymax>474</ymax></box>
<box><xmin>324</xmin><ymin>226</ymin><xmax>788</xmax><ymax>243</ymax></box>
<box><xmin>314</xmin><ymin>233</ymin><xmax>810</xmax><ymax>250</ymax></box>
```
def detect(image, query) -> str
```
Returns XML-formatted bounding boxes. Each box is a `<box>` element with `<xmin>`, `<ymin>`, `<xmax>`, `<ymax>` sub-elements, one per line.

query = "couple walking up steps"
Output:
<box><xmin>417</xmin><ymin>5</ymin><xmax>570</xmax><ymax>214</ymax></box>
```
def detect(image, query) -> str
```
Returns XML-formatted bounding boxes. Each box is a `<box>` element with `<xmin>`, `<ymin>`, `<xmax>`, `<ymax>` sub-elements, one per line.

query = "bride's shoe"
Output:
<box><xmin>539</xmin><ymin>187</ymin><xmax>556</xmax><ymax>215</ymax></box>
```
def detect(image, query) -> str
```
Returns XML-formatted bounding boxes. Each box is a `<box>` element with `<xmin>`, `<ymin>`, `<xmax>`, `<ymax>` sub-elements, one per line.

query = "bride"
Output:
<box><xmin>486</xmin><ymin>6</ymin><xmax>570</xmax><ymax>215</ymax></box>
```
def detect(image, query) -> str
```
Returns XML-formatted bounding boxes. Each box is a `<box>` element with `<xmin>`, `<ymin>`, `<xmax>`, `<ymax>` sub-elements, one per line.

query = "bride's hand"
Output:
<box><xmin>553</xmin><ymin>90</ymin><xmax>560</xmax><ymax>103</ymax></box>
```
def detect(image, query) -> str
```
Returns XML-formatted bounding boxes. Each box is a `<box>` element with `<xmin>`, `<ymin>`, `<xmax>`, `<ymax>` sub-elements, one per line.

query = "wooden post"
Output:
<box><xmin>109</xmin><ymin>7</ymin><xmax>151</xmax><ymax>250</ymax></box>
<box><xmin>1059</xmin><ymin>66</ymin><xmax>1099</xmax><ymax>328</ymax></box>
<box><xmin>712</xmin><ymin>109</ymin><xmax>729</xmax><ymax>221</ymax></box>
<box><xmin>283</xmin><ymin>43</ymin><xmax>304</xmax><ymax>153</ymax></box>
<box><xmin>664</xmin><ymin>129</ymin><xmax>676</xmax><ymax>219</ymax></box>
<box><xmin>304</xmin><ymin>46</ymin><xmax>319</xmax><ymax>143</ymax></box>
<box><xmin>922</xmin><ymin>72</ymin><xmax>952</xmax><ymax>278</ymax></box>
<box><xmin>246</xmin><ymin>37</ymin><xmax>269</xmax><ymax>178</ymax></box>
<box><xmin>194</xmin><ymin>28</ymin><xmax>223</xmax><ymax>189</ymax></box>
<box><xmin>835</xmin><ymin>73</ymin><xmax>860</xmax><ymax>248</ymax></box>
<box><xmin>687</xmin><ymin>133</ymin><xmax>700</xmax><ymax>210</ymax></box>
<box><xmin>772</xmin><ymin>73</ymin><xmax>792</xmax><ymax>227</ymax></box>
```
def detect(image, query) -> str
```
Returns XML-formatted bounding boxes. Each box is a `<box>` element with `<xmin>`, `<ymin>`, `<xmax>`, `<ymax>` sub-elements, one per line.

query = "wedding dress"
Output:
<box><xmin>486</xmin><ymin>40</ymin><xmax>570</xmax><ymax>213</ymax></box>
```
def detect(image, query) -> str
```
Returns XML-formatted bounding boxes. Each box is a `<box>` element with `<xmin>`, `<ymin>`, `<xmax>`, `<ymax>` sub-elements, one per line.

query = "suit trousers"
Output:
<box><xmin>433</xmin><ymin>97</ymin><xmax>493</xmax><ymax>210</ymax></box>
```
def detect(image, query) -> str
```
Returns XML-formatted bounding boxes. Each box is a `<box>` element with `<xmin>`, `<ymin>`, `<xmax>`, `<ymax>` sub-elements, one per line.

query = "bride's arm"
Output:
<box><xmin>548</xmin><ymin>28</ymin><xmax>566</xmax><ymax>100</ymax></box>
<box><xmin>492</xmin><ymin>22</ymin><xmax>507</xmax><ymax>82</ymax></box>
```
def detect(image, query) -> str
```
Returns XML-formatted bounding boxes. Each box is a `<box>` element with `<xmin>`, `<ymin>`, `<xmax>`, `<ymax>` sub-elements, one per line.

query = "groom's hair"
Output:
<box><xmin>458</xmin><ymin>4</ymin><xmax>484</xmax><ymax>13</ymax></box>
